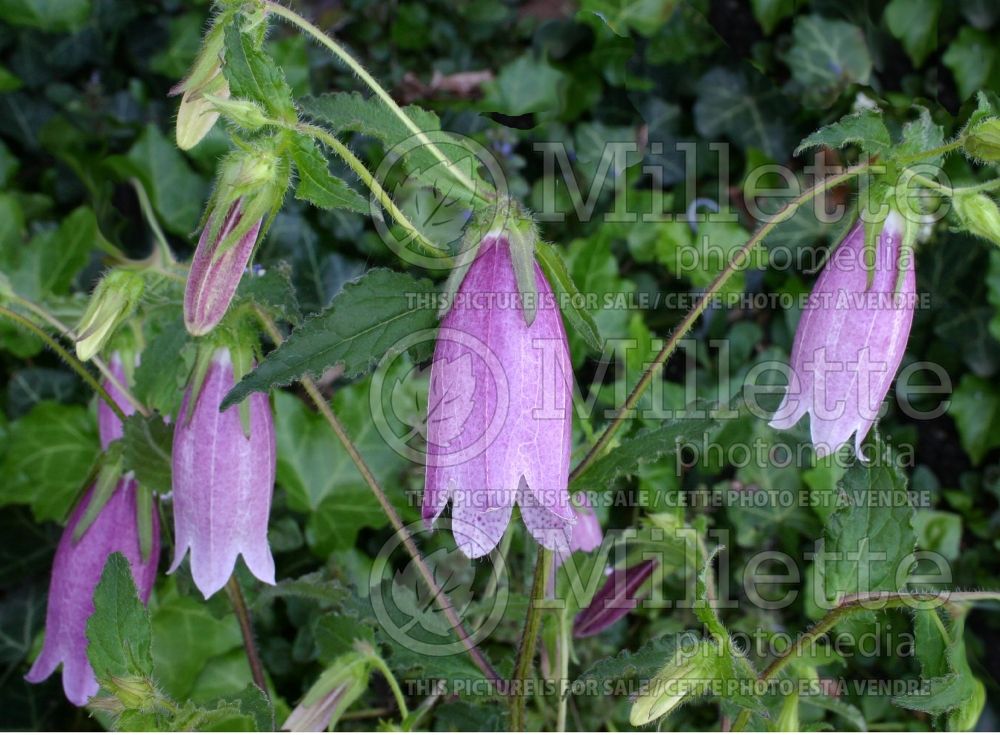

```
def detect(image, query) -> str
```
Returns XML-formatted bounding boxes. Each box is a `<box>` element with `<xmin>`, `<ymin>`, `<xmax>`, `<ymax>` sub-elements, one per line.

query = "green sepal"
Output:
<box><xmin>73</xmin><ymin>442</ymin><xmax>125</xmax><ymax>542</ymax></box>
<box><xmin>183</xmin><ymin>343</ymin><xmax>217</xmax><ymax>427</ymax></box>
<box><xmin>508</xmin><ymin>215</ymin><xmax>540</xmax><ymax>327</ymax></box>
<box><xmin>135</xmin><ymin>483</ymin><xmax>154</xmax><ymax>563</ymax></box>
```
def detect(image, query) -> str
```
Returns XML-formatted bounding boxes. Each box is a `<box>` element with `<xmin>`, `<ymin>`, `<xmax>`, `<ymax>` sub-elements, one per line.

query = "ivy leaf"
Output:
<box><xmin>947</xmin><ymin>374</ymin><xmax>1000</xmax><ymax>464</ymax></box>
<box><xmin>750</xmin><ymin>0</ymin><xmax>797</xmax><ymax>35</ymax></box>
<box><xmin>290</xmin><ymin>136</ymin><xmax>368</xmax><ymax>213</ymax></box>
<box><xmin>822</xmin><ymin>436</ymin><xmax>915</xmax><ymax>604</ymax></box>
<box><xmin>885</xmin><ymin>0</ymin><xmax>941</xmax><ymax>67</ymax></box>
<box><xmin>121</xmin><ymin>413</ymin><xmax>173</xmax><ymax>494</ymax></box>
<box><xmin>222</xmin><ymin>269</ymin><xmax>439</xmax><ymax>409</ymax></box>
<box><xmin>222</xmin><ymin>25</ymin><xmax>296</xmax><ymax>122</ymax></box>
<box><xmin>943</xmin><ymin>27</ymin><xmax>997</xmax><ymax>101</ymax></box>
<box><xmin>86</xmin><ymin>552</ymin><xmax>153</xmax><ymax>682</ymax></box>
<box><xmin>795</xmin><ymin>110</ymin><xmax>892</xmax><ymax>157</ymax></box>
<box><xmin>784</xmin><ymin>15</ymin><xmax>872</xmax><ymax>107</ymax></box>
<box><xmin>536</xmin><ymin>241</ymin><xmax>602</xmax><ymax>353</ymax></box>
<box><xmin>570</xmin><ymin>417</ymin><xmax>716</xmax><ymax>491</ymax></box>
<box><xmin>0</xmin><ymin>402</ymin><xmax>99</xmax><ymax>522</ymax></box>
<box><xmin>0</xmin><ymin>0</ymin><xmax>90</xmax><ymax>33</ymax></box>
<box><xmin>300</xmin><ymin>92</ymin><xmax>491</xmax><ymax>206</ymax></box>
<box><xmin>693</xmin><ymin>67</ymin><xmax>791</xmax><ymax>159</ymax></box>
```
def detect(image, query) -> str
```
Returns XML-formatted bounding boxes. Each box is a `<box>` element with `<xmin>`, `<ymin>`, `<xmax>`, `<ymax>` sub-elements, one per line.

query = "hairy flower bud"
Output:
<box><xmin>953</xmin><ymin>192</ymin><xmax>1000</xmax><ymax>248</ymax></box>
<box><xmin>75</xmin><ymin>271</ymin><xmax>144</xmax><ymax>362</ymax></box>
<box><xmin>171</xmin><ymin>20</ymin><xmax>227</xmax><ymax>150</ymax></box>
<box><xmin>964</xmin><ymin>118</ymin><xmax>1000</xmax><ymax>162</ymax></box>
<box><xmin>630</xmin><ymin>637</ymin><xmax>720</xmax><ymax>726</ymax></box>
<box><xmin>422</xmin><ymin>234</ymin><xmax>575</xmax><ymax>558</ymax></box>
<box><xmin>169</xmin><ymin>347</ymin><xmax>276</xmax><ymax>598</ymax></box>
<box><xmin>283</xmin><ymin>653</ymin><xmax>370</xmax><ymax>731</ymax></box>
<box><xmin>769</xmin><ymin>212</ymin><xmax>915</xmax><ymax>456</ymax></box>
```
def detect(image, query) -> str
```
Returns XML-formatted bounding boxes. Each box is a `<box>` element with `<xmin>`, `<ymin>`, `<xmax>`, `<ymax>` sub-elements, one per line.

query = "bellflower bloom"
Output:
<box><xmin>183</xmin><ymin>201</ymin><xmax>262</xmax><ymax>336</ymax></box>
<box><xmin>573</xmin><ymin>559</ymin><xmax>657</xmax><ymax>638</ymax></box>
<box><xmin>555</xmin><ymin>494</ymin><xmax>603</xmax><ymax>567</ymax></box>
<box><xmin>97</xmin><ymin>352</ymin><xmax>136</xmax><ymax>449</ymax></box>
<box><xmin>769</xmin><ymin>212</ymin><xmax>916</xmax><ymax>456</ymax></box>
<box><xmin>423</xmin><ymin>234</ymin><xmax>574</xmax><ymax>558</ymax></box>
<box><xmin>26</xmin><ymin>363</ymin><xmax>159</xmax><ymax>706</ymax></box>
<box><xmin>169</xmin><ymin>347</ymin><xmax>276</xmax><ymax>598</ymax></box>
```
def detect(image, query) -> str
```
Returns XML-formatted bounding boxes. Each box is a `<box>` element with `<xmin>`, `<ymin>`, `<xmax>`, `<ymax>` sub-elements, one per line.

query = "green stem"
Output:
<box><xmin>370</xmin><ymin>655</ymin><xmax>410</xmax><ymax>720</ymax></box>
<box><xmin>910</xmin><ymin>172</ymin><xmax>1000</xmax><ymax>196</ymax></box>
<box><xmin>730</xmin><ymin>590</ymin><xmax>1000</xmax><ymax>731</ymax></box>
<box><xmin>569</xmin><ymin>162</ymin><xmax>871</xmax><ymax>483</ymax></box>
<box><xmin>225</xmin><ymin>574</ymin><xmax>269</xmax><ymax>697</ymax></box>
<box><xmin>265</xmin><ymin>1</ymin><xmax>484</xmax><ymax>202</ymax></box>
<box><xmin>131</xmin><ymin>178</ymin><xmax>173</xmax><ymax>265</ymax></box>
<box><xmin>556</xmin><ymin>608</ymin><xmax>571</xmax><ymax>732</ymax></box>
<box><xmin>509</xmin><ymin>546</ymin><xmax>553</xmax><ymax>732</ymax></box>
<box><xmin>254</xmin><ymin>308</ymin><xmax>502</xmax><ymax>685</ymax></box>
<box><xmin>896</xmin><ymin>138</ymin><xmax>964</xmax><ymax>165</ymax></box>
<box><xmin>0</xmin><ymin>304</ymin><xmax>127</xmax><ymax>423</ymax></box>
<box><xmin>296</xmin><ymin>122</ymin><xmax>450</xmax><ymax>260</ymax></box>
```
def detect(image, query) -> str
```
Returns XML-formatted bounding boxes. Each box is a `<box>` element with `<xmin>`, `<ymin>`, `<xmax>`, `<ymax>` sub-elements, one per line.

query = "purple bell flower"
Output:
<box><xmin>97</xmin><ymin>352</ymin><xmax>135</xmax><ymax>449</ymax></box>
<box><xmin>169</xmin><ymin>347</ymin><xmax>276</xmax><ymax>598</ymax></box>
<box><xmin>26</xmin><ymin>361</ymin><xmax>159</xmax><ymax>706</ymax></box>
<box><xmin>573</xmin><ymin>559</ymin><xmax>657</xmax><ymax>638</ymax></box>
<box><xmin>183</xmin><ymin>201</ymin><xmax>262</xmax><ymax>337</ymax></box>
<box><xmin>769</xmin><ymin>212</ymin><xmax>916</xmax><ymax>456</ymax></box>
<box><xmin>423</xmin><ymin>235</ymin><xmax>575</xmax><ymax>558</ymax></box>
<box><xmin>555</xmin><ymin>493</ymin><xmax>603</xmax><ymax>567</ymax></box>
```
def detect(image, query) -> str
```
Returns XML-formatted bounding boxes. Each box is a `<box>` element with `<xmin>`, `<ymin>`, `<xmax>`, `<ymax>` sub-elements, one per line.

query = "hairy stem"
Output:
<box><xmin>569</xmin><ymin>162</ymin><xmax>871</xmax><ymax>483</ymax></box>
<box><xmin>730</xmin><ymin>590</ymin><xmax>1000</xmax><ymax>731</ymax></box>
<box><xmin>370</xmin><ymin>655</ymin><xmax>410</xmax><ymax>720</ymax></box>
<box><xmin>254</xmin><ymin>308</ymin><xmax>502</xmax><ymax>685</ymax></box>
<box><xmin>296</xmin><ymin>122</ymin><xmax>449</xmax><ymax>260</ymax></box>
<box><xmin>265</xmin><ymin>1</ymin><xmax>484</xmax><ymax>202</ymax></box>
<box><xmin>510</xmin><ymin>546</ymin><xmax>553</xmax><ymax>731</ymax></box>
<box><xmin>225</xmin><ymin>574</ymin><xmax>269</xmax><ymax>696</ymax></box>
<box><xmin>0</xmin><ymin>304</ymin><xmax>129</xmax><ymax>423</ymax></box>
<box><xmin>909</xmin><ymin>172</ymin><xmax>1000</xmax><ymax>196</ymax></box>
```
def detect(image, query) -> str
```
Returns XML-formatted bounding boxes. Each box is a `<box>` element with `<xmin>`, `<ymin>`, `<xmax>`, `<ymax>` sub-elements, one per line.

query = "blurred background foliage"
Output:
<box><xmin>1</xmin><ymin>0</ymin><xmax>999</xmax><ymax>730</ymax></box>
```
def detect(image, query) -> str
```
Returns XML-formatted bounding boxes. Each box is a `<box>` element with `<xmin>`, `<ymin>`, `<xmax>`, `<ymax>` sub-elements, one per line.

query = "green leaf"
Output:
<box><xmin>234</xmin><ymin>262</ymin><xmax>302</xmax><ymax>326</ymax></box>
<box><xmin>795</xmin><ymin>110</ymin><xmax>892</xmax><ymax>157</ymax></box>
<box><xmin>885</xmin><ymin>0</ymin><xmax>941</xmax><ymax>66</ymax></box>
<box><xmin>222</xmin><ymin>25</ymin><xmax>296</xmax><ymax>123</ymax></box>
<box><xmin>943</xmin><ymin>27</ymin><xmax>997</xmax><ymax>101</ymax></box>
<box><xmin>0</xmin><ymin>402</ymin><xmax>99</xmax><ymax>522</ymax></box>
<box><xmin>823</xmin><ymin>437</ymin><xmax>915</xmax><ymax>604</ymax></box>
<box><xmin>577</xmin><ymin>630</ymin><xmax>697</xmax><ymax>684</ymax></box>
<box><xmin>252</xmin><ymin>571</ymin><xmax>351</xmax><ymax>610</ymax></box>
<box><xmin>750</xmin><ymin>0</ymin><xmax>798</xmax><ymax>34</ymax></box>
<box><xmin>41</xmin><ymin>207</ymin><xmax>99</xmax><ymax>296</ymax></box>
<box><xmin>896</xmin><ymin>107</ymin><xmax>946</xmax><ymax>162</ymax></box>
<box><xmin>481</xmin><ymin>52</ymin><xmax>566</xmax><ymax>116</ymax></box>
<box><xmin>571</xmin><ymin>417</ymin><xmax>716</xmax><ymax>490</ymax></box>
<box><xmin>784</xmin><ymin>15</ymin><xmax>872</xmax><ymax>107</ymax></box>
<box><xmin>290</xmin><ymin>136</ymin><xmax>368</xmax><ymax>213</ymax></box>
<box><xmin>300</xmin><ymin>92</ymin><xmax>491</xmax><ymax>206</ymax></box>
<box><xmin>86</xmin><ymin>552</ymin><xmax>153</xmax><ymax>682</ymax></box>
<box><xmin>577</xmin><ymin>0</ymin><xmax>675</xmax><ymax>37</ymax></box>
<box><xmin>693</xmin><ymin>67</ymin><xmax>791</xmax><ymax>159</ymax></box>
<box><xmin>133</xmin><ymin>317</ymin><xmax>192</xmax><ymax>416</ymax></box>
<box><xmin>222</xmin><ymin>269</ymin><xmax>439</xmax><ymax>409</ymax></box>
<box><xmin>0</xmin><ymin>0</ymin><xmax>89</xmax><ymax>32</ymax></box>
<box><xmin>536</xmin><ymin>241</ymin><xmax>602</xmax><ymax>353</ymax></box>
<box><xmin>947</xmin><ymin>374</ymin><xmax>1000</xmax><ymax>464</ymax></box>
<box><xmin>222</xmin><ymin>684</ymin><xmax>274</xmax><ymax>731</ymax></box>
<box><xmin>110</xmin><ymin>124</ymin><xmax>206</xmax><ymax>236</ymax></box>
<box><xmin>121</xmin><ymin>413</ymin><xmax>173</xmax><ymax>494</ymax></box>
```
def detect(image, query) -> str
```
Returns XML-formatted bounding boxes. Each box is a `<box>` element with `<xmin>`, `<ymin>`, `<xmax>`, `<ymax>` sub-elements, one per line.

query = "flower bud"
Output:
<box><xmin>283</xmin><ymin>653</ymin><xmax>371</xmax><ymax>731</ymax></box>
<box><xmin>171</xmin><ymin>20</ymin><xmax>227</xmax><ymax>150</ymax></box>
<box><xmin>953</xmin><ymin>192</ymin><xmax>1000</xmax><ymax>248</ymax></box>
<box><xmin>75</xmin><ymin>271</ymin><xmax>144</xmax><ymax>362</ymax></box>
<box><xmin>629</xmin><ymin>637</ymin><xmax>720</xmax><ymax>726</ymax></box>
<box><xmin>204</xmin><ymin>94</ymin><xmax>269</xmax><ymax>131</ymax></box>
<box><xmin>574</xmin><ymin>559</ymin><xmax>657</xmax><ymax>638</ymax></box>
<box><xmin>169</xmin><ymin>347</ymin><xmax>276</xmax><ymax>598</ymax></box>
<box><xmin>108</xmin><ymin>674</ymin><xmax>158</xmax><ymax>711</ymax></box>
<box><xmin>947</xmin><ymin>676</ymin><xmax>985</xmax><ymax>731</ymax></box>
<box><xmin>964</xmin><ymin>118</ymin><xmax>1000</xmax><ymax>162</ymax></box>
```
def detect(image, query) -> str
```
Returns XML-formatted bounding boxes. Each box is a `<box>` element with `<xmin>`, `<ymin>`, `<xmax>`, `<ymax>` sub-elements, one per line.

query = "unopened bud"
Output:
<box><xmin>630</xmin><ymin>637</ymin><xmax>720</xmax><ymax>726</ymax></box>
<box><xmin>953</xmin><ymin>192</ymin><xmax>1000</xmax><ymax>248</ymax></box>
<box><xmin>283</xmin><ymin>653</ymin><xmax>370</xmax><ymax>731</ymax></box>
<box><xmin>75</xmin><ymin>270</ymin><xmax>144</xmax><ymax>362</ymax></box>
<box><xmin>964</xmin><ymin>119</ymin><xmax>1000</xmax><ymax>162</ymax></box>
<box><xmin>108</xmin><ymin>674</ymin><xmax>158</xmax><ymax>711</ymax></box>
<box><xmin>175</xmin><ymin>73</ymin><xmax>229</xmax><ymax>151</ymax></box>
<box><xmin>204</xmin><ymin>94</ymin><xmax>268</xmax><ymax>131</ymax></box>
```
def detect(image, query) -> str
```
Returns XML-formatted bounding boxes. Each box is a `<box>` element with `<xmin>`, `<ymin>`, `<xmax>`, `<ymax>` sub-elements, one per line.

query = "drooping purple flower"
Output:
<box><xmin>183</xmin><ymin>201</ymin><xmax>262</xmax><ymax>336</ymax></box>
<box><xmin>97</xmin><ymin>352</ymin><xmax>136</xmax><ymax>449</ymax></box>
<box><xmin>573</xmin><ymin>559</ymin><xmax>657</xmax><ymax>638</ymax></box>
<box><xmin>27</xmin><ymin>357</ymin><xmax>160</xmax><ymax>706</ymax></box>
<box><xmin>423</xmin><ymin>235</ymin><xmax>575</xmax><ymax>558</ymax></box>
<box><xmin>169</xmin><ymin>347</ymin><xmax>276</xmax><ymax>598</ymax></box>
<box><xmin>555</xmin><ymin>493</ymin><xmax>603</xmax><ymax>567</ymax></box>
<box><xmin>769</xmin><ymin>212</ymin><xmax>916</xmax><ymax>457</ymax></box>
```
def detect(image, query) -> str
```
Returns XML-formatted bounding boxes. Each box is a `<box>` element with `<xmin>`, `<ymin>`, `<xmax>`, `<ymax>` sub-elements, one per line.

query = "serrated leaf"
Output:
<box><xmin>222</xmin><ymin>25</ymin><xmax>295</xmax><ymax>122</ymax></box>
<box><xmin>300</xmin><ymin>92</ymin><xmax>491</xmax><ymax>206</ymax></box>
<box><xmin>895</xmin><ymin>107</ymin><xmax>946</xmax><ymax>163</ymax></box>
<box><xmin>252</xmin><ymin>571</ymin><xmax>351</xmax><ymax>609</ymax></box>
<box><xmin>235</xmin><ymin>262</ymin><xmax>302</xmax><ymax>326</ymax></box>
<box><xmin>795</xmin><ymin>110</ymin><xmax>891</xmax><ymax>157</ymax></box>
<box><xmin>133</xmin><ymin>317</ymin><xmax>192</xmax><ymax>417</ymax></box>
<box><xmin>121</xmin><ymin>413</ymin><xmax>173</xmax><ymax>494</ymax></box>
<box><xmin>571</xmin><ymin>417</ymin><xmax>715</xmax><ymax>491</ymax></box>
<box><xmin>823</xmin><ymin>436</ymin><xmax>915</xmax><ymax>604</ymax></box>
<box><xmin>222</xmin><ymin>269</ymin><xmax>439</xmax><ymax>409</ymax></box>
<box><xmin>536</xmin><ymin>241</ymin><xmax>603</xmax><ymax>353</ymax></box>
<box><xmin>0</xmin><ymin>402</ymin><xmax>99</xmax><ymax>522</ymax></box>
<box><xmin>290</xmin><ymin>135</ymin><xmax>368</xmax><ymax>213</ymax></box>
<box><xmin>86</xmin><ymin>552</ymin><xmax>153</xmax><ymax>682</ymax></box>
<box><xmin>222</xmin><ymin>684</ymin><xmax>274</xmax><ymax>731</ymax></box>
<box><xmin>576</xmin><ymin>631</ymin><xmax>697</xmax><ymax>684</ymax></box>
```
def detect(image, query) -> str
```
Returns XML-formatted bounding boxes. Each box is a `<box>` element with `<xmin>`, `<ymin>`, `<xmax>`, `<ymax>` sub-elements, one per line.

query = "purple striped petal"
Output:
<box><xmin>97</xmin><ymin>352</ymin><xmax>137</xmax><ymax>450</ymax></box>
<box><xmin>423</xmin><ymin>236</ymin><xmax>574</xmax><ymax>558</ymax></box>
<box><xmin>169</xmin><ymin>347</ymin><xmax>276</xmax><ymax>597</ymax></box>
<box><xmin>573</xmin><ymin>559</ymin><xmax>657</xmax><ymax>638</ymax></box>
